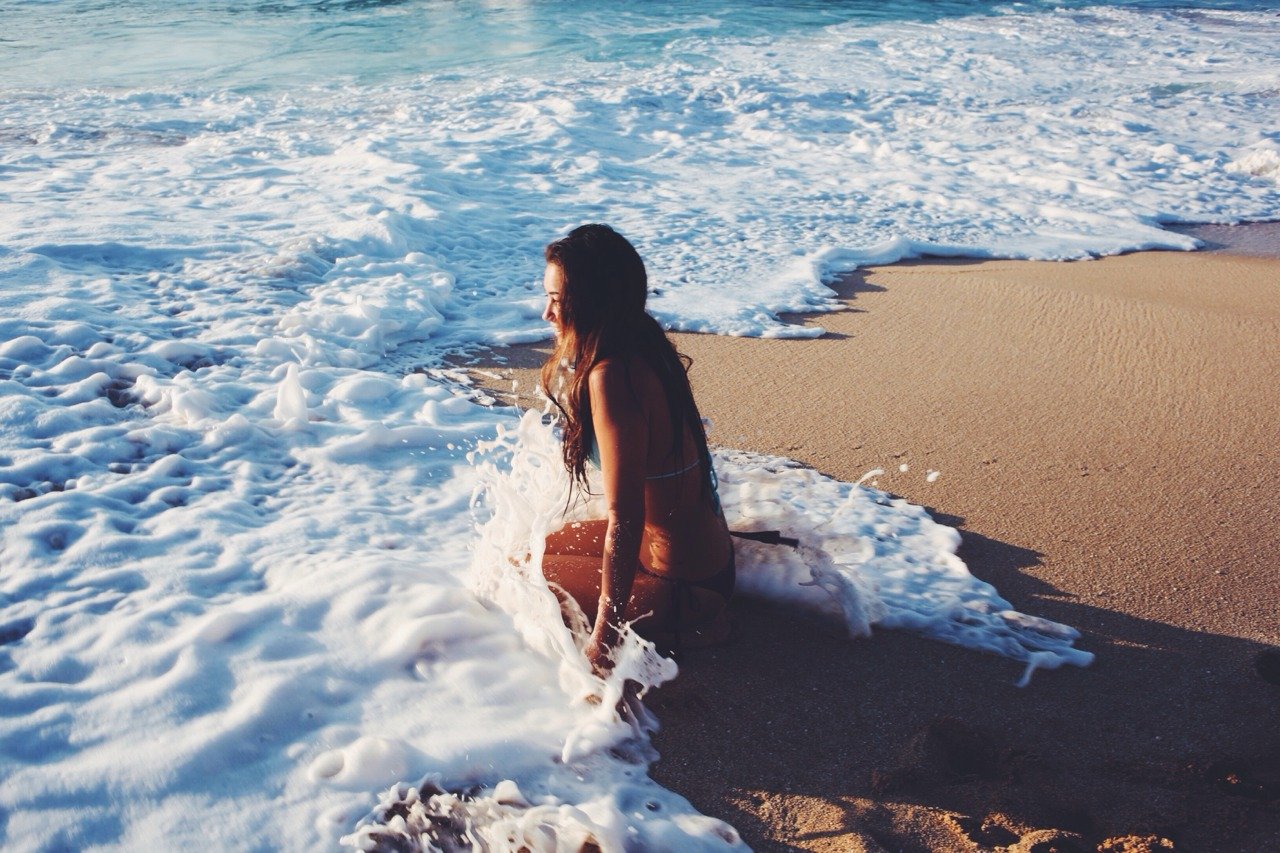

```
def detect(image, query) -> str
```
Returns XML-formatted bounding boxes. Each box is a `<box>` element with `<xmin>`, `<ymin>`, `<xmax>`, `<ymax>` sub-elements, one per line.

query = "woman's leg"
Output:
<box><xmin>544</xmin><ymin>519</ymin><xmax>609</xmax><ymax>557</ymax></box>
<box><xmin>542</xmin><ymin>520</ymin><xmax>731</xmax><ymax>646</ymax></box>
<box><xmin>540</xmin><ymin>552</ymin><xmax>731</xmax><ymax>649</ymax></box>
<box><xmin>539</xmin><ymin>553</ymin><xmax>672</xmax><ymax>626</ymax></box>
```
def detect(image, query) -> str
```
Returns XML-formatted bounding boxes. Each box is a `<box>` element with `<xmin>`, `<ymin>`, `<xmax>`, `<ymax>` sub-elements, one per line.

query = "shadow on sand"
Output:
<box><xmin>646</xmin><ymin>525</ymin><xmax>1280</xmax><ymax>852</ymax></box>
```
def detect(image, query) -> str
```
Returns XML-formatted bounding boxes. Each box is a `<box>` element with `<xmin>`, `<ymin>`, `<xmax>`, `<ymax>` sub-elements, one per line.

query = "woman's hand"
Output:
<box><xmin>584</xmin><ymin>635</ymin><xmax>613</xmax><ymax>678</ymax></box>
<box><xmin>584</xmin><ymin>622</ymin><xmax>618</xmax><ymax>678</ymax></box>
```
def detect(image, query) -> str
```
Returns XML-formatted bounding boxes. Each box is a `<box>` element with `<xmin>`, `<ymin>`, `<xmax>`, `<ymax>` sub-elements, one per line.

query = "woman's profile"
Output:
<box><xmin>537</xmin><ymin>224</ymin><xmax>735</xmax><ymax>675</ymax></box>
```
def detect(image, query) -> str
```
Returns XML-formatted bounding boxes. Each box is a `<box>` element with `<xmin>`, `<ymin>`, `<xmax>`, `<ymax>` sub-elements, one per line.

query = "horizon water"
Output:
<box><xmin>8</xmin><ymin>1</ymin><xmax>1272</xmax><ymax>90</ymax></box>
<box><xmin>2</xmin><ymin>1</ymin><xmax>1278</xmax><ymax>849</ymax></box>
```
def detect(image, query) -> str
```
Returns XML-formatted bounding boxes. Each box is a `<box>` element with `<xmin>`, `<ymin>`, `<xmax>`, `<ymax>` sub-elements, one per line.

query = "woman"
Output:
<box><xmin>538</xmin><ymin>224</ymin><xmax>734</xmax><ymax>675</ymax></box>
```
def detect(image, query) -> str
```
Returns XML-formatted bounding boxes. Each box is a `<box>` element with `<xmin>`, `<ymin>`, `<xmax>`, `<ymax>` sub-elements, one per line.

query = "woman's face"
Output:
<box><xmin>542</xmin><ymin>263</ymin><xmax>564</xmax><ymax>334</ymax></box>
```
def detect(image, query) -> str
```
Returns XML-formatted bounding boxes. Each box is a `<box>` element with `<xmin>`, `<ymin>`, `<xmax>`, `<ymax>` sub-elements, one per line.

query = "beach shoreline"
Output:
<box><xmin>1165</xmin><ymin>220</ymin><xmax>1280</xmax><ymax>259</ymax></box>
<box><xmin>464</xmin><ymin>249</ymin><xmax>1280</xmax><ymax>851</ymax></box>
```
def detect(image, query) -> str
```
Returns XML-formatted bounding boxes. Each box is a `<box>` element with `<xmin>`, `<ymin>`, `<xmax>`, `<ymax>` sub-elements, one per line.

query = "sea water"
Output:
<box><xmin>1</xmin><ymin>0</ymin><xmax>1277</xmax><ymax>849</ymax></box>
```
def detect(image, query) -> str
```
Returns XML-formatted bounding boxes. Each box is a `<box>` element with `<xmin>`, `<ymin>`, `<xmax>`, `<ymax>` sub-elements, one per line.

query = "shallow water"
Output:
<box><xmin>1167</xmin><ymin>220</ymin><xmax>1280</xmax><ymax>257</ymax></box>
<box><xmin>1</xmin><ymin>0</ymin><xmax>1277</xmax><ymax>849</ymax></box>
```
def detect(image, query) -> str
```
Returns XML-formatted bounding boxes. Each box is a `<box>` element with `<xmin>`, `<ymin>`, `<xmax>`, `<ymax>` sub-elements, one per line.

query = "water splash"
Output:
<box><xmin>469</xmin><ymin>411</ymin><xmax>1092</xmax><ymax>693</ymax></box>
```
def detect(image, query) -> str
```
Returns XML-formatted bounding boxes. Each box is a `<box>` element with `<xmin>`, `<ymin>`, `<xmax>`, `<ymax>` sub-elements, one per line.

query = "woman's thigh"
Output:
<box><xmin>539</xmin><ymin>553</ymin><xmax>673</xmax><ymax>624</ymax></box>
<box><xmin>544</xmin><ymin>519</ymin><xmax>609</xmax><ymax>557</ymax></box>
<box><xmin>541</xmin><ymin>520</ymin><xmax>730</xmax><ymax>643</ymax></box>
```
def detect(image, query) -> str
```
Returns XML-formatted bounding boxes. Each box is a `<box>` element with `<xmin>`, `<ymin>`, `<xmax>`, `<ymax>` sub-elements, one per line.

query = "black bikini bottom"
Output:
<box><xmin>636</xmin><ymin>551</ymin><xmax>735</xmax><ymax>654</ymax></box>
<box><xmin>637</xmin><ymin>550</ymin><xmax>736</xmax><ymax>604</ymax></box>
<box><xmin>633</xmin><ymin>529</ymin><xmax>793</xmax><ymax>629</ymax></box>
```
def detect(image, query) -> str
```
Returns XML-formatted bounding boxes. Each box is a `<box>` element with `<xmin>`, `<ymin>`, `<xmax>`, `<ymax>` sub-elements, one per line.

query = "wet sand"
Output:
<box><xmin>467</xmin><ymin>251</ymin><xmax>1280</xmax><ymax>851</ymax></box>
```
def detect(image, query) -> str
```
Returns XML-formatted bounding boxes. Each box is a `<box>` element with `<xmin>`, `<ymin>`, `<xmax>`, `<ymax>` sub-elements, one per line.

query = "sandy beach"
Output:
<box><xmin>468</xmin><ymin>250</ymin><xmax>1280</xmax><ymax>851</ymax></box>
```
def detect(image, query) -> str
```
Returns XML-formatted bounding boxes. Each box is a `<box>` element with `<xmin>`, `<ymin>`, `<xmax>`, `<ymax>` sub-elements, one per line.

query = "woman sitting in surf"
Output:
<box><xmin>537</xmin><ymin>224</ymin><xmax>735</xmax><ymax>675</ymax></box>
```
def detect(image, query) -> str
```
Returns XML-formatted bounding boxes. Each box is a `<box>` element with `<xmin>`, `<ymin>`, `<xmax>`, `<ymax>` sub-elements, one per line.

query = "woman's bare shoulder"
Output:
<box><xmin>587</xmin><ymin>357</ymin><xmax>660</xmax><ymax>398</ymax></box>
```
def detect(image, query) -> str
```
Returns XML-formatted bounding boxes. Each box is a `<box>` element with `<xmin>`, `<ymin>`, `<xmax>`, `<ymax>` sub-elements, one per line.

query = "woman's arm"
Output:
<box><xmin>584</xmin><ymin>359</ymin><xmax>648</xmax><ymax>674</ymax></box>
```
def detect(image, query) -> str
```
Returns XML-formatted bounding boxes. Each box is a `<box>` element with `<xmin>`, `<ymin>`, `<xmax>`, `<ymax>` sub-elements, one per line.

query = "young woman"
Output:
<box><xmin>538</xmin><ymin>224</ymin><xmax>734</xmax><ymax>675</ymax></box>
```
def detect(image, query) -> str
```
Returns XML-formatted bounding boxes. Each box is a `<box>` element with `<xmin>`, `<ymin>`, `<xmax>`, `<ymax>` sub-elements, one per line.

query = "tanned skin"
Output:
<box><xmin>538</xmin><ymin>263</ymin><xmax>732</xmax><ymax>675</ymax></box>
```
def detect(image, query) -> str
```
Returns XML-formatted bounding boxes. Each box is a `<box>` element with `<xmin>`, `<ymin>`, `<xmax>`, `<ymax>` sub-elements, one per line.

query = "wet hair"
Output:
<box><xmin>540</xmin><ymin>223</ymin><xmax>711</xmax><ymax>495</ymax></box>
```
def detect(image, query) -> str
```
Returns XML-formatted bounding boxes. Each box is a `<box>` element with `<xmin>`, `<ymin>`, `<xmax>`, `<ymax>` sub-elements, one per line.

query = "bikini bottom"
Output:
<box><xmin>636</xmin><ymin>551</ymin><xmax>735</xmax><ymax>652</ymax></box>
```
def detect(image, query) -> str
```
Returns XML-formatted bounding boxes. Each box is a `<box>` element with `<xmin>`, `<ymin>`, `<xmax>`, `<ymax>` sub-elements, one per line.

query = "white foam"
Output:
<box><xmin>1228</xmin><ymin>141</ymin><xmax>1280</xmax><ymax>182</ymax></box>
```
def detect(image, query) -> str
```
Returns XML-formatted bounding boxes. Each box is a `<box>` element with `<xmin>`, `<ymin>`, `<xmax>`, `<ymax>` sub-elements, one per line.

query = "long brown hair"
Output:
<box><xmin>539</xmin><ymin>224</ymin><xmax>711</xmax><ymax>495</ymax></box>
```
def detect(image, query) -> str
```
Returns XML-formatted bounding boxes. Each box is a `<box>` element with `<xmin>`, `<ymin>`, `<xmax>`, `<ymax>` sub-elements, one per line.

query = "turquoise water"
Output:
<box><xmin>4</xmin><ymin>0</ymin><xmax>1276</xmax><ymax>90</ymax></box>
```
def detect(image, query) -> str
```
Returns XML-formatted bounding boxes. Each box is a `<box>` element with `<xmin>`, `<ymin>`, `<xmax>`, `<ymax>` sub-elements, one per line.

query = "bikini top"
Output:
<box><xmin>586</xmin><ymin>437</ymin><xmax>722</xmax><ymax>512</ymax></box>
<box><xmin>585</xmin><ymin>437</ymin><xmax>797</xmax><ymax>547</ymax></box>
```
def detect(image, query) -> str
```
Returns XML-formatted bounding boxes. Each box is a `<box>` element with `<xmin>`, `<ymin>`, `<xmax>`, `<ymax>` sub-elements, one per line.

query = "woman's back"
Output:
<box><xmin>596</xmin><ymin>356</ymin><xmax>732</xmax><ymax>580</ymax></box>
